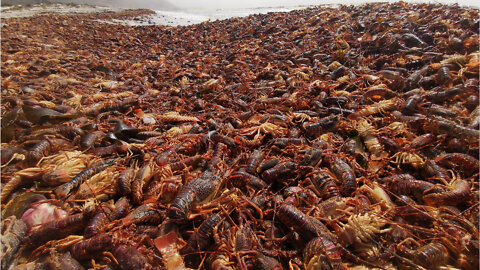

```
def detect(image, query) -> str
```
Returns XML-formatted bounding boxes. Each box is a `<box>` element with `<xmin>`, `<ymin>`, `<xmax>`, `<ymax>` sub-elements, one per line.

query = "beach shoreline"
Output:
<box><xmin>0</xmin><ymin>3</ymin><xmax>128</xmax><ymax>19</ymax></box>
<box><xmin>2</xmin><ymin>1</ymin><xmax>478</xmax><ymax>26</ymax></box>
<box><xmin>0</xmin><ymin>2</ymin><xmax>311</xmax><ymax>26</ymax></box>
<box><xmin>1</xmin><ymin>2</ymin><xmax>333</xmax><ymax>27</ymax></box>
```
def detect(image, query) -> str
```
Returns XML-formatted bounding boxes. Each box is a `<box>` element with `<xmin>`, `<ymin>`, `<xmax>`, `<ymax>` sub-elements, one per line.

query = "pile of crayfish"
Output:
<box><xmin>1</xmin><ymin>2</ymin><xmax>479</xmax><ymax>269</ymax></box>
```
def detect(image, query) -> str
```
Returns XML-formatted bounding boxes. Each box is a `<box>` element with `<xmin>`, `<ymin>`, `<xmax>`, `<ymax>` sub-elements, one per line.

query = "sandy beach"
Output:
<box><xmin>0</xmin><ymin>3</ymin><xmax>127</xmax><ymax>19</ymax></box>
<box><xmin>0</xmin><ymin>3</ymin><xmax>310</xmax><ymax>26</ymax></box>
